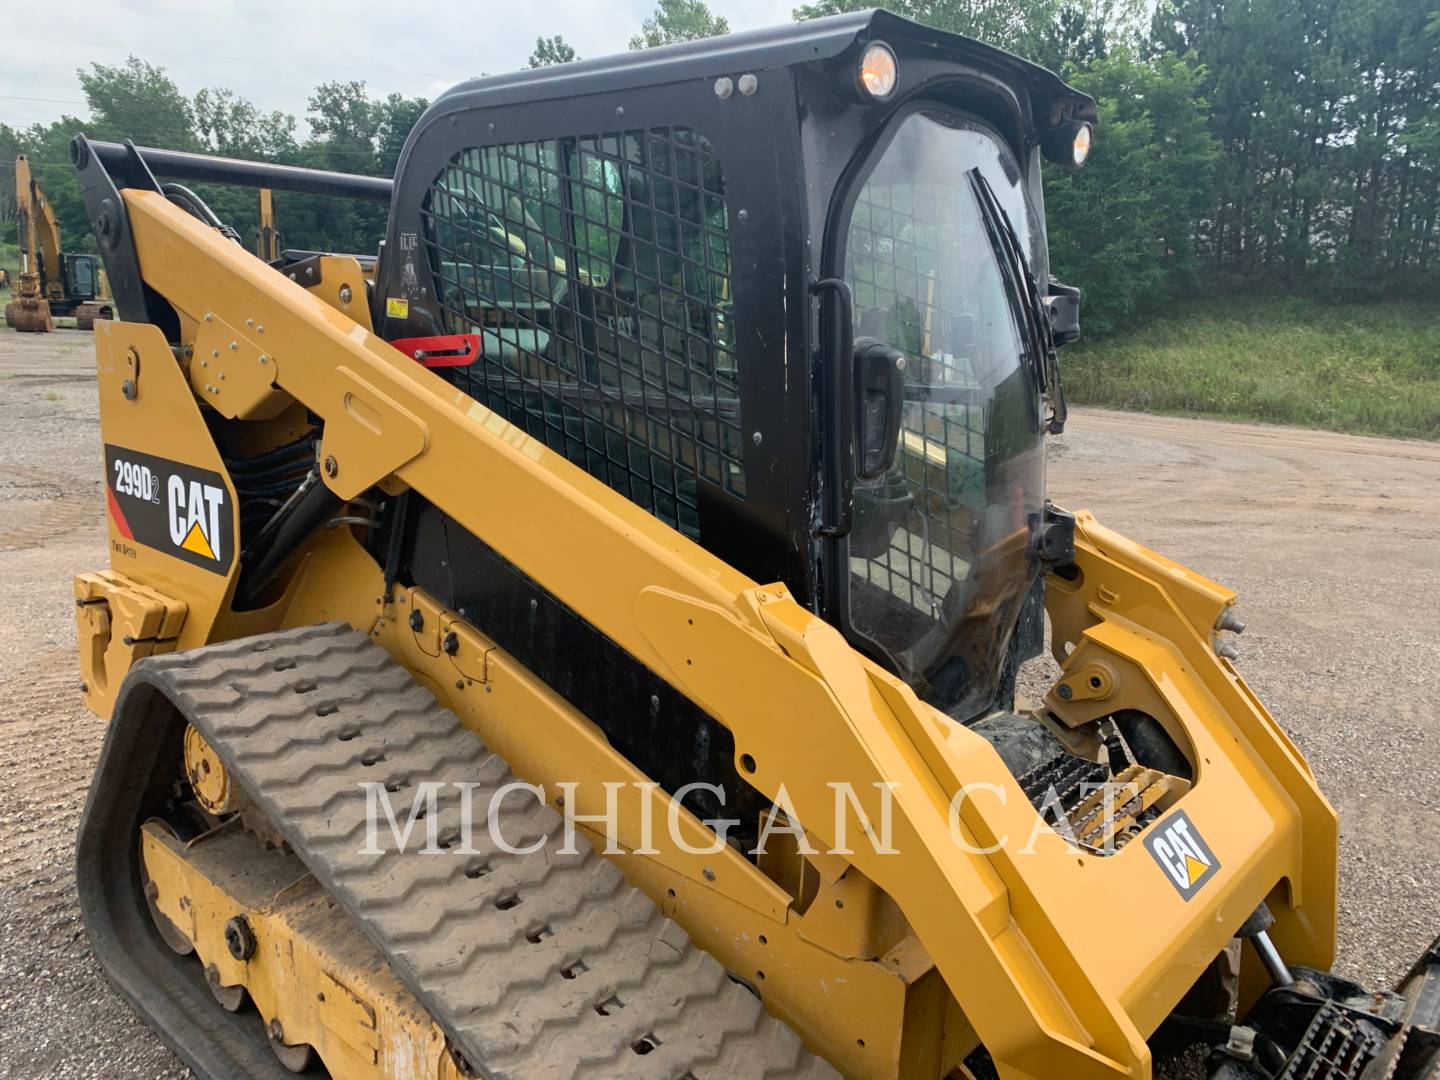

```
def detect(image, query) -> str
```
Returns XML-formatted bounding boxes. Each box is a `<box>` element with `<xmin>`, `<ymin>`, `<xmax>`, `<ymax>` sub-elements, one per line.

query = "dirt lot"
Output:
<box><xmin>0</xmin><ymin>328</ymin><xmax>1435</xmax><ymax>1078</ymax></box>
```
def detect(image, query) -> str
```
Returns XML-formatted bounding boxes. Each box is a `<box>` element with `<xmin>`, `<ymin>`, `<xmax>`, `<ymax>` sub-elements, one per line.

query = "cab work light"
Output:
<box><xmin>1041</xmin><ymin>119</ymin><xmax>1094</xmax><ymax>167</ymax></box>
<box><xmin>857</xmin><ymin>42</ymin><xmax>898</xmax><ymax>100</ymax></box>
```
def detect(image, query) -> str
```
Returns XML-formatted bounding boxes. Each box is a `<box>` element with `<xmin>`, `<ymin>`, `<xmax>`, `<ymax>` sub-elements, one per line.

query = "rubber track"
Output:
<box><xmin>141</xmin><ymin>622</ymin><xmax>837</xmax><ymax>1080</ymax></box>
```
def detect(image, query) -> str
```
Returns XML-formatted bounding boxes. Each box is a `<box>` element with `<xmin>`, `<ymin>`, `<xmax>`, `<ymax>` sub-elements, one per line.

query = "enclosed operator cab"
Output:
<box><xmin>376</xmin><ymin>10</ymin><xmax>1094</xmax><ymax>727</ymax></box>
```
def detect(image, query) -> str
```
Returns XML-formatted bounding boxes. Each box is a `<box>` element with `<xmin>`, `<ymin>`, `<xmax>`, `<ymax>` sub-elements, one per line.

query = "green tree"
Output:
<box><xmin>299</xmin><ymin>82</ymin><xmax>386</xmax><ymax>253</ymax></box>
<box><xmin>0</xmin><ymin>125</ymin><xmax>22</xmax><ymax>235</ymax></box>
<box><xmin>193</xmin><ymin>88</ymin><xmax>296</xmax><ymax>159</ymax></box>
<box><xmin>78</xmin><ymin>57</ymin><xmax>198</xmax><ymax>150</ymax></box>
<box><xmin>1155</xmin><ymin>0</ymin><xmax>1440</xmax><ymax>295</ymax></box>
<box><xmin>794</xmin><ymin>0</ymin><xmax>1063</xmax><ymax>58</ymax></box>
<box><xmin>308</xmin><ymin>81</ymin><xmax>378</xmax><ymax>148</ymax></box>
<box><xmin>1044</xmin><ymin>49</ymin><xmax>1218</xmax><ymax>332</ymax></box>
<box><xmin>375</xmin><ymin>93</ymin><xmax>428</xmax><ymax>176</ymax></box>
<box><xmin>629</xmin><ymin>0</ymin><xmax>730</xmax><ymax>48</ymax></box>
<box><xmin>528</xmin><ymin>35</ymin><xmax>579</xmax><ymax>67</ymax></box>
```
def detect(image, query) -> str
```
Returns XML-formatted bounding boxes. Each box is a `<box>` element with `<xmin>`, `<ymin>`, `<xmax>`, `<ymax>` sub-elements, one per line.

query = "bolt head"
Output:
<box><xmin>121</xmin><ymin>378</ymin><xmax>137</xmax><ymax>400</ymax></box>
<box><xmin>223</xmin><ymin>915</ymin><xmax>256</xmax><ymax>960</ymax></box>
<box><xmin>339</xmin><ymin>285</ymin><xmax>353</xmax><ymax>304</ymax></box>
<box><xmin>1057</xmin><ymin>683</ymin><xmax>1073</xmax><ymax>700</ymax></box>
<box><xmin>322</xmin><ymin>455</ymin><xmax>339</xmax><ymax>478</ymax></box>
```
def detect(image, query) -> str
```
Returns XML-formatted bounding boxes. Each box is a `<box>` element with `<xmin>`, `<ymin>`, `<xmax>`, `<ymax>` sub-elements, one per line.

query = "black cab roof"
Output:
<box><xmin>425</xmin><ymin>10</ymin><xmax>1095</xmax><ymax>125</ymax></box>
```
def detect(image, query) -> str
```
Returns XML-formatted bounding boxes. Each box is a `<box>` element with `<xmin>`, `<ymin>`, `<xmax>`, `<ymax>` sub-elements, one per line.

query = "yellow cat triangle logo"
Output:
<box><xmin>181</xmin><ymin>520</ymin><xmax>217</xmax><ymax>560</ymax></box>
<box><xmin>1184</xmin><ymin>854</ymin><xmax>1209</xmax><ymax>887</ymax></box>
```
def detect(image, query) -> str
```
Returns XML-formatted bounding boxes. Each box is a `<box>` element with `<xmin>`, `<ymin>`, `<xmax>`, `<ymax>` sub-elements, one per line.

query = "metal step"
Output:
<box><xmin>136</xmin><ymin>622</ymin><xmax>836</xmax><ymax>1080</ymax></box>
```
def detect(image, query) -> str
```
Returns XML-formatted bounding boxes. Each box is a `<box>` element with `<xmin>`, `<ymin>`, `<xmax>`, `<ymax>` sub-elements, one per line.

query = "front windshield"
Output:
<box><xmin>842</xmin><ymin>110</ymin><xmax>1045</xmax><ymax>721</ymax></box>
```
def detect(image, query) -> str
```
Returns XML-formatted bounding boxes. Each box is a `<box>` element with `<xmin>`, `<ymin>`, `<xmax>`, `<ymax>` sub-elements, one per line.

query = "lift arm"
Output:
<box><xmin>15</xmin><ymin>155</ymin><xmax>64</xmax><ymax>298</ymax></box>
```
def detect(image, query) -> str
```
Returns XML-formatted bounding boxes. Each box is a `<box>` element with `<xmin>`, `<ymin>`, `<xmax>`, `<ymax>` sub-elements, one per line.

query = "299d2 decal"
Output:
<box><xmin>104</xmin><ymin>445</ymin><xmax>234</xmax><ymax>574</ymax></box>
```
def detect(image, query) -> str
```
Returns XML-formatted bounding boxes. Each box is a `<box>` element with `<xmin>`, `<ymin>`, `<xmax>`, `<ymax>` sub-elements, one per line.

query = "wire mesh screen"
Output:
<box><xmin>846</xmin><ymin>177</ymin><xmax>991</xmax><ymax>634</ymax></box>
<box><xmin>422</xmin><ymin>127</ymin><xmax>744</xmax><ymax>541</ymax></box>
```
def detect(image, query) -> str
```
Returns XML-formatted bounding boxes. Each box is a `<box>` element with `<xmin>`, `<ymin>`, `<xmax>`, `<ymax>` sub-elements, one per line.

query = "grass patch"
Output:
<box><xmin>1062</xmin><ymin>298</ymin><xmax>1440</xmax><ymax>440</ymax></box>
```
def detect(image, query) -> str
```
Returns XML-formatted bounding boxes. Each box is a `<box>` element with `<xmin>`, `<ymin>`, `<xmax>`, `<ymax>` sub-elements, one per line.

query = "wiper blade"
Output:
<box><xmin>966</xmin><ymin>168</ymin><xmax>1067</xmax><ymax>434</ymax></box>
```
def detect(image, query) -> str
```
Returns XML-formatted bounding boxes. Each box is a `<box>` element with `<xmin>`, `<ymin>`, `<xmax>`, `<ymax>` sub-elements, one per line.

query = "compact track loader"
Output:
<box><xmin>68</xmin><ymin>11</ymin><xmax>1438</xmax><ymax>1080</ymax></box>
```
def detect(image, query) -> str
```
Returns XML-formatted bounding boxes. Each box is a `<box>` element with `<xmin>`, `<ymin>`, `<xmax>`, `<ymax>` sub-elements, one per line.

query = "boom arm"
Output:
<box><xmin>14</xmin><ymin>155</ymin><xmax>63</xmax><ymax>297</ymax></box>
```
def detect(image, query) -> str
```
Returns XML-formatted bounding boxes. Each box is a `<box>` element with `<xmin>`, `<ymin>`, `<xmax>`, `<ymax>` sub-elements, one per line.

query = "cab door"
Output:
<box><xmin>817</xmin><ymin>105</ymin><xmax>1049</xmax><ymax>721</ymax></box>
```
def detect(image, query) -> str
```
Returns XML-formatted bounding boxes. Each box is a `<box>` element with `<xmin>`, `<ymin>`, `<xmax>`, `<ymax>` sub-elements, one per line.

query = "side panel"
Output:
<box><xmin>93</xmin><ymin>321</ymin><xmax>240</xmax><ymax>646</ymax></box>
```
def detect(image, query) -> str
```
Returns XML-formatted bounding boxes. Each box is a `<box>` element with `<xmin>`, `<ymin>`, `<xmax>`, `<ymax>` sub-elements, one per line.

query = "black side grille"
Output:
<box><xmin>1280</xmin><ymin>1001</ymin><xmax>1389</xmax><ymax>1079</ymax></box>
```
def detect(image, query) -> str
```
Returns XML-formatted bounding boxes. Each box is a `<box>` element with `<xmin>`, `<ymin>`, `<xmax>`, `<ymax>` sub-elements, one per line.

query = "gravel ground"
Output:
<box><xmin>0</xmin><ymin>329</ymin><xmax>1435</xmax><ymax>1078</ymax></box>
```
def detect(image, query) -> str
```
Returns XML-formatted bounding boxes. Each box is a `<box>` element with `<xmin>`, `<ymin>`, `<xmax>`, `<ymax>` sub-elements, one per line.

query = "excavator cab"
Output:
<box><xmin>376</xmin><ymin>10</ymin><xmax>1093</xmax><ymax>725</ymax></box>
<box><xmin>62</xmin><ymin>251</ymin><xmax>101</xmax><ymax>301</ymax></box>
<box><xmin>63</xmin><ymin>10</ymin><xmax>1440</xmax><ymax>1080</ymax></box>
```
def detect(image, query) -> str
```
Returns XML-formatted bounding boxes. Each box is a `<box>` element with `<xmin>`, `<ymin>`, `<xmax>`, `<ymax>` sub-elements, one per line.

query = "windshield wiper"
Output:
<box><xmin>966</xmin><ymin>168</ymin><xmax>1067</xmax><ymax>434</ymax></box>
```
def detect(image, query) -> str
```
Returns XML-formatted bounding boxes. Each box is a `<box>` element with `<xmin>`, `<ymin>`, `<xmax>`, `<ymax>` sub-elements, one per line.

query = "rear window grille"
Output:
<box><xmin>422</xmin><ymin>127</ymin><xmax>743</xmax><ymax>541</ymax></box>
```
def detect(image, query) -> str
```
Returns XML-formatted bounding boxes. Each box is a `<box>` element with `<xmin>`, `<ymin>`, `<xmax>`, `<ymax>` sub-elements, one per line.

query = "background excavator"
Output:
<box><xmin>256</xmin><ymin>187</ymin><xmax>281</xmax><ymax>262</ymax></box>
<box><xmin>67</xmin><ymin>11</ymin><xmax>1438</xmax><ymax>1080</ymax></box>
<box><xmin>5</xmin><ymin>153</ymin><xmax>113</xmax><ymax>332</ymax></box>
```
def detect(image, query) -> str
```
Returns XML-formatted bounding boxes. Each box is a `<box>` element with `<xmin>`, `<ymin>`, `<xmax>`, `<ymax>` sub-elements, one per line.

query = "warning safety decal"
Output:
<box><xmin>104</xmin><ymin>445</ymin><xmax>234</xmax><ymax>575</ymax></box>
<box><xmin>1144</xmin><ymin>809</ymin><xmax>1220</xmax><ymax>901</ymax></box>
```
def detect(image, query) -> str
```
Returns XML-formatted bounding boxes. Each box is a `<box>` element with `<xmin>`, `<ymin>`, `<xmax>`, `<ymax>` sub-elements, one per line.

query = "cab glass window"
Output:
<box><xmin>842</xmin><ymin>111</ymin><xmax>1045</xmax><ymax>720</ymax></box>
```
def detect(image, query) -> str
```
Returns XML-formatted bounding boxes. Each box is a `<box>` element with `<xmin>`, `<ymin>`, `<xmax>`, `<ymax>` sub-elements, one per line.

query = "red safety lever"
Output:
<box><xmin>390</xmin><ymin>333</ymin><xmax>482</xmax><ymax>368</ymax></box>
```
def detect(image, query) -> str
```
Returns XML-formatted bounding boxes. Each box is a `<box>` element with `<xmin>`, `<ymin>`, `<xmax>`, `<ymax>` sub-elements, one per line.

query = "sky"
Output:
<box><xmin>2</xmin><ymin>0</ymin><xmax>800</xmax><ymax>136</ymax></box>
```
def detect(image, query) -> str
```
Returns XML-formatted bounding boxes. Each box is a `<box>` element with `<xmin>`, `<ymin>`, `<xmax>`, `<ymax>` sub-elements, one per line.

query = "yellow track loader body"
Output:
<box><xmin>67</xmin><ymin>12</ymin><xmax>1438</xmax><ymax>1080</ymax></box>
